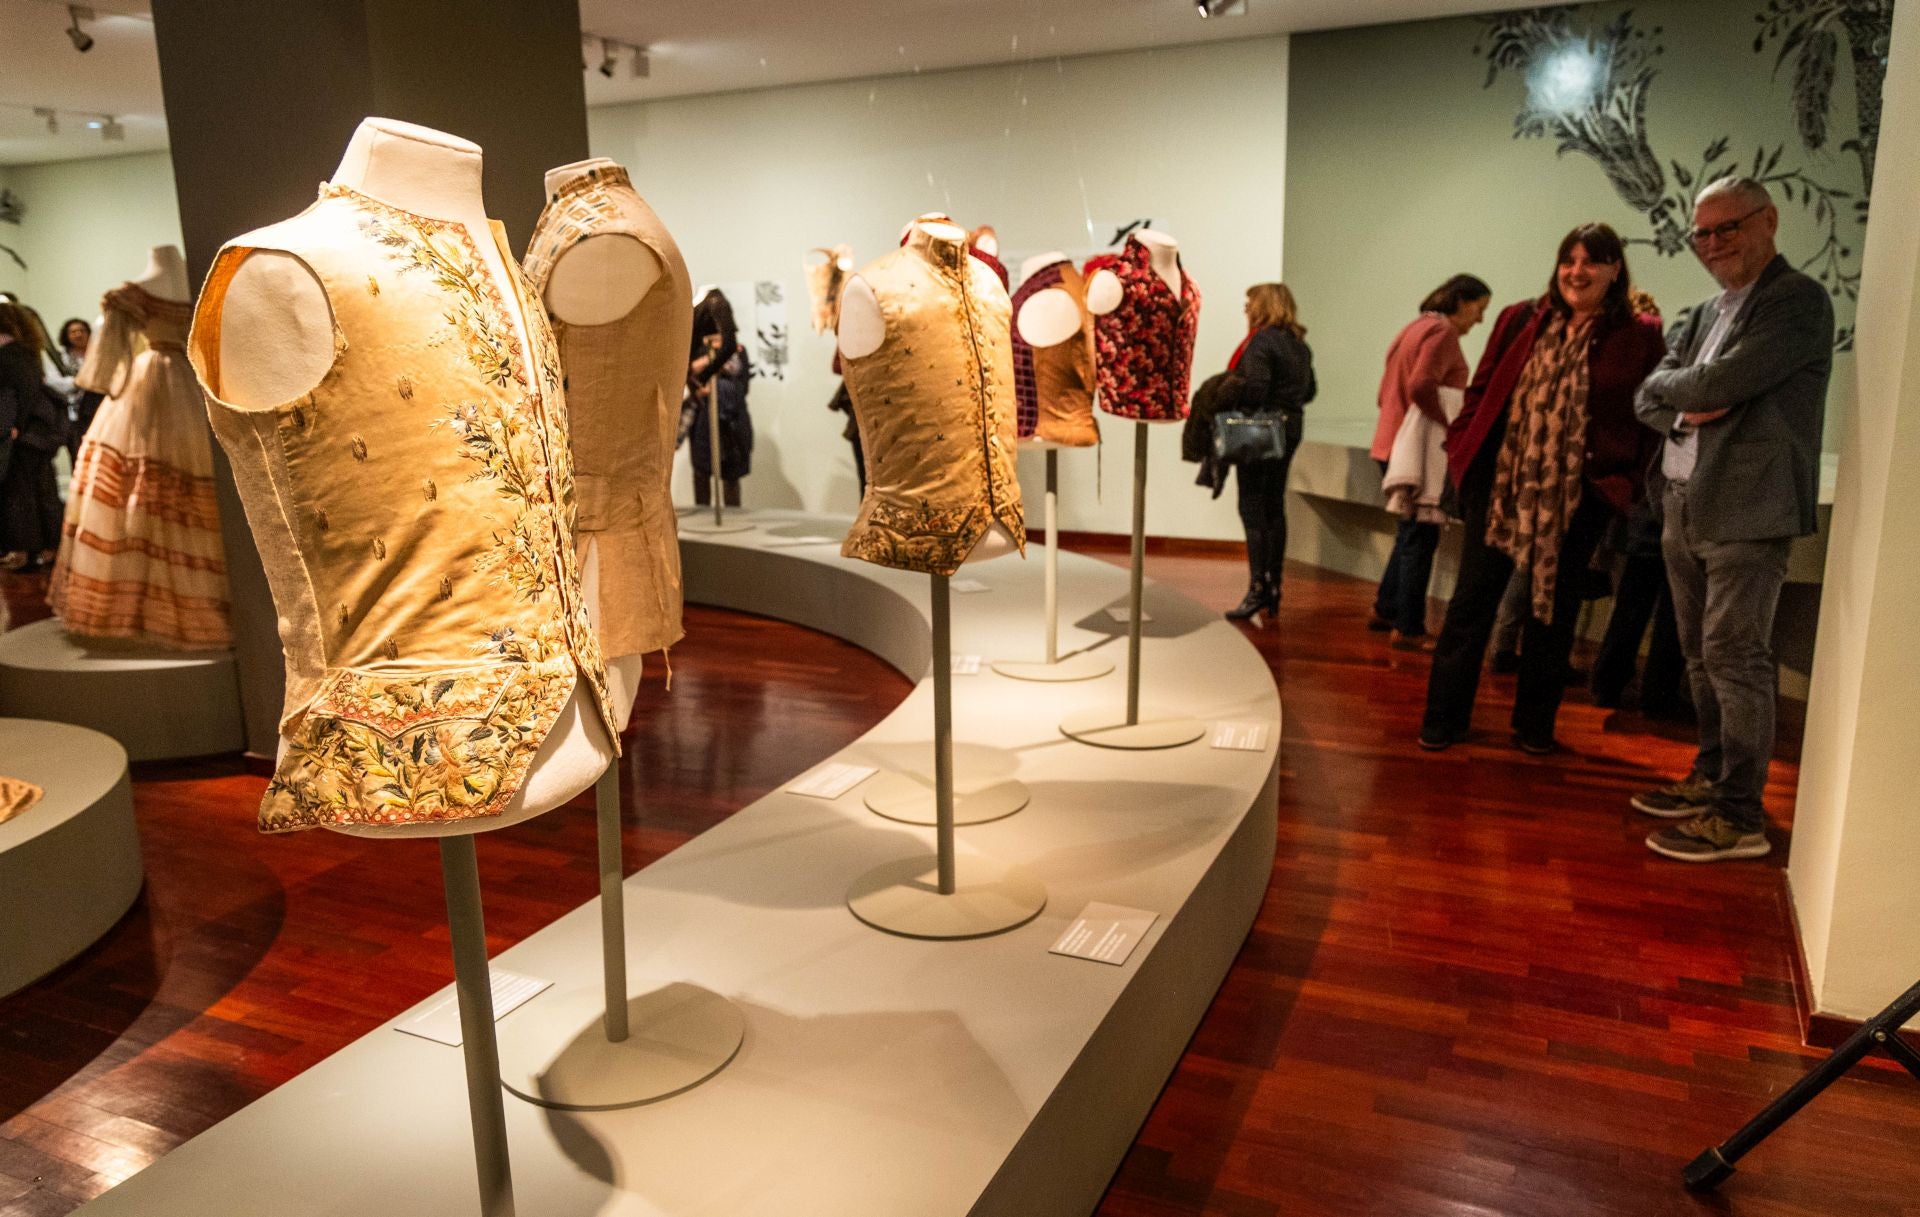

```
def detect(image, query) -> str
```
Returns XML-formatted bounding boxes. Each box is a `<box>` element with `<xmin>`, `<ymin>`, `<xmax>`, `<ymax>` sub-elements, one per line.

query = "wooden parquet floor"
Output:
<box><xmin>2</xmin><ymin>550</ymin><xmax>1915</xmax><ymax>1217</ymax></box>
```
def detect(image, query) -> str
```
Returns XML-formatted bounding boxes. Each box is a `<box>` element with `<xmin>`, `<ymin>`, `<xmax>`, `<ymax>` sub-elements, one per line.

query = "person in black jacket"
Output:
<box><xmin>0</xmin><ymin>302</ymin><xmax>65</xmax><ymax>571</ymax></box>
<box><xmin>1220</xmin><ymin>283</ymin><xmax>1315</xmax><ymax>621</ymax></box>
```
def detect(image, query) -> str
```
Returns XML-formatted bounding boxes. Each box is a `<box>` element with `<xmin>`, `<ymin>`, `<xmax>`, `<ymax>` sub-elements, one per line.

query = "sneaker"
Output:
<box><xmin>1510</xmin><ymin>732</ymin><xmax>1557</xmax><ymax>756</ymax></box>
<box><xmin>1631</xmin><ymin>776</ymin><xmax>1714</xmax><ymax>819</ymax></box>
<box><xmin>1645</xmin><ymin>814</ymin><xmax>1771</xmax><ymax>862</ymax></box>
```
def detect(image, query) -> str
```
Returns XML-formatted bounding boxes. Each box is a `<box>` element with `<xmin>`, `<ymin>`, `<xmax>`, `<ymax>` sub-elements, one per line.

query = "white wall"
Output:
<box><xmin>1787</xmin><ymin>0</ymin><xmax>1920</xmax><ymax>1025</ymax></box>
<box><xmin>0</xmin><ymin>151</ymin><xmax>184</xmax><ymax>332</ymax></box>
<box><xmin>587</xmin><ymin>36</ymin><xmax>1290</xmax><ymax>540</ymax></box>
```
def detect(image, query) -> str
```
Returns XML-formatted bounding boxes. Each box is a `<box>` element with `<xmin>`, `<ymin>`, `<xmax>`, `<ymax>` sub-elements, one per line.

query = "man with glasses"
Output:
<box><xmin>1631</xmin><ymin>176</ymin><xmax>1833</xmax><ymax>861</ymax></box>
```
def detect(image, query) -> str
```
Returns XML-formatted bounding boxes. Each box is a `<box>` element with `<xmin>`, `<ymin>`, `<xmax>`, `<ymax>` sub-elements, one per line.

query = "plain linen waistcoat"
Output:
<box><xmin>190</xmin><ymin>184</ymin><xmax>617</xmax><ymax>834</ymax></box>
<box><xmin>1010</xmin><ymin>258</ymin><xmax>1100</xmax><ymax>448</ymax></box>
<box><xmin>840</xmin><ymin>231</ymin><xmax>1025</xmax><ymax>575</ymax></box>
<box><xmin>522</xmin><ymin>164</ymin><xmax>691</xmax><ymax>659</ymax></box>
<box><xmin>1086</xmin><ymin>236</ymin><xmax>1201</xmax><ymax>421</ymax></box>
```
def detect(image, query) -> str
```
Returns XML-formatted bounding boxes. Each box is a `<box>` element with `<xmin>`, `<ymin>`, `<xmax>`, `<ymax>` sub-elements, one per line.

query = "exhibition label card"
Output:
<box><xmin>1050</xmin><ymin>903</ymin><xmax>1159</xmax><ymax>967</ymax></box>
<box><xmin>786</xmin><ymin>761</ymin><xmax>878</xmax><ymax>800</ymax></box>
<box><xmin>397</xmin><ymin>970</ymin><xmax>551</xmax><ymax>1047</ymax></box>
<box><xmin>951</xmin><ymin>654</ymin><xmax>982</xmax><ymax>675</ymax></box>
<box><xmin>1210</xmin><ymin>721</ymin><xmax>1272</xmax><ymax>751</ymax></box>
<box><xmin>1104</xmin><ymin>606</ymin><xmax>1153</xmax><ymax>624</ymax></box>
<box><xmin>951</xmin><ymin>578</ymin><xmax>990</xmax><ymax>594</ymax></box>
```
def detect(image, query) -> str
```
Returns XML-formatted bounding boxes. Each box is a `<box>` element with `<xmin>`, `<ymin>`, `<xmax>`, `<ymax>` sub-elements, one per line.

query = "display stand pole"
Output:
<box><xmin>439</xmin><ymin>836</ymin><xmax>515</xmax><ymax>1217</ymax></box>
<box><xmin>706</xmin><ymin>375</ymin><xmax>724</xmax><ymax>528</ymax></box>
<box><xmin>1045</xmin><ymin>450</ymin><xmax>1060</xmax><ymax>665</ymax></box>
<box><xmin>931</xmin><ymin>574</ymin><xmax>956</xmax><ymax>894</ymax></box>
<box><xmin>988</xmin><ymin>449</ymin><xmax>1113</xmax><ymax>684</ymax></box>
<box><xmin>1125</xmin><ymin>421</ymin><xmax>1147</xmax><ymax>726</ymax></box>
<box><xmin>847</xmin><ymin>572</ymin><xmax>1045</xmax><ymax>939</ymax></box>
<box><xmin>493</xmin><ymin>758</ymin><xmax>746</xmax><ymax>1110</ymax></box>
<box><xmin>1058</xmin><ymin>420</ymin><xmax>1206</xmax><ymax>750</ymax></box>
<box><xmin>594</xmin><ymin>763</ymin><xmax>628</xmax><ymax>1043</ymax></box>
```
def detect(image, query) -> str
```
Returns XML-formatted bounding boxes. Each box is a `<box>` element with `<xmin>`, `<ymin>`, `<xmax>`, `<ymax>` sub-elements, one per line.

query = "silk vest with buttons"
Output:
<box><xmin>1085</xmin><ymin>234</ymin><xmax>1202</xmax><ymax>421</ymax></box>
<box><xmin>522</xmin><ymin>164</ymin><xmax>691</xmax><ymax>660</ymax></box>
<box><xmin>189</xmin><ymin>183</ymin><xmax>618</xmax><ymax>833</ymax></box>
<box><xmin>839</xmin><ymin>230</ymin><xmax>1025</xmax><ymax>576</ymax></box>
<box><xmin>1010</xmin><ymin>258</ymin><xmax>1099</xmax><ymax>447</ymax></box>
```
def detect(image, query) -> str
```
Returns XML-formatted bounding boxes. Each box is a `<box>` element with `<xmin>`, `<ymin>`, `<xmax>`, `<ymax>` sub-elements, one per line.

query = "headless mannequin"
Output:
<box><xmin>1015</xmin><ymin>251</ymin><xmax>1082</xmax><ymax>452</ymax></box>
<box><xmin>838</xmin><ymin>219</ymin><xmax>1015</xmax><ymax>562</ymax></box>
<box><xmin>133</xmin><ymin>244</ymin><xmax>190</xmax><ymax>302</ymax></box>
<box><xmin>540</xmin><ymin>156</ymin><xmax>664</xmax><ymax>733</ymax></box>
<box><xmin>1085</xmin><ymin>227</ymin><xmax>1182</xmax><ymax>320</ymax></box>
<box><xmin>206</xmin><ymin>118</ymin><xmax>615</xmax><ymax>836</ymax></box>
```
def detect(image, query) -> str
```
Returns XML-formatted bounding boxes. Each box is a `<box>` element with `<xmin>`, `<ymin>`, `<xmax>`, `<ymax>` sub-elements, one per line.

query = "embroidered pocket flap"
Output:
<box><xmin>309</xmin><ymin>664</ymin><xmax>517</xmax><ymax>740</ymax></box>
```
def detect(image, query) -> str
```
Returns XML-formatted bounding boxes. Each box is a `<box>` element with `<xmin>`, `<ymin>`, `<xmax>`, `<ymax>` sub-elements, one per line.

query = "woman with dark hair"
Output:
<box><xmin>1222</xmin><ymin>282</ymin><xmax>1315</xmax><ymax>621</ymax></box>
<box><xmin>1419</xmin><ymin>224</ymin><xmax>1665</xmax><ymax>753</ymax></box>
<box><xmin>0</xmin><ymin>302</ymin><xmax>66</xmax><ymax>571</ymax></box>
<box><xmin>1370</xmin><ymin>273</ymin><xmax>1491</xmax><ymax>644</ymax></box>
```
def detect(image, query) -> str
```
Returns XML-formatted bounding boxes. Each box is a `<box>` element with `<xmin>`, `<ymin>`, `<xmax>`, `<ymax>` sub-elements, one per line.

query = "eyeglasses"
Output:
<box><xmin>1689</xmin><ymin>206</ymin><xmax>1768</xmax><ymax>248</ymax></box>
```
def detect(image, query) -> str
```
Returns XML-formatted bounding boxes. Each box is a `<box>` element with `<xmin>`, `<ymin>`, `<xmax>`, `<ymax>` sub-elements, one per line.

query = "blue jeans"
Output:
<box><xmin>1373</xmin><ymin>516</ymin><xmax>1440</xmax><ymax>635</ymax></box>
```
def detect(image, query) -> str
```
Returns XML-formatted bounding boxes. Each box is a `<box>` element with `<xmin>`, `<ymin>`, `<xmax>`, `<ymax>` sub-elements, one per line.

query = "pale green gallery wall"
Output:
<box><xmin>1286</xmin><ymin>0</ymin><xmax>1883</xmax><ymax>453</ymax></box>
<box><xmin>589</xmin><ymin>37</ymin><xmax>1291</xmax><ymax>539</ymax></box>
<box><xmin>0</xmin><ymin>151</ymin><xmax>184</xmax><ymax>332</ymax></box>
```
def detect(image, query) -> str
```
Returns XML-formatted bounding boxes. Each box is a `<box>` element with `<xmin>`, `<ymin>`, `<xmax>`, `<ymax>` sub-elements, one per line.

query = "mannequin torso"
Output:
<box><xmin>537</xmin><ymin>155</ymin><xmax>667</xmax><ymax>730</ymax></box>
<box><xmin>206</xmin><ymin>118</ymin><xmax>614</xmax><ymax>835</ymax></box>
<box><xmin>133</xmin><ymin>245</ymin><xmax>190</xmax><ymax>302</ymax></box>
<box><xmin>839</xmin><ymin>220</ymin><xmax>1015</xmax><ymax>563</ymax></box>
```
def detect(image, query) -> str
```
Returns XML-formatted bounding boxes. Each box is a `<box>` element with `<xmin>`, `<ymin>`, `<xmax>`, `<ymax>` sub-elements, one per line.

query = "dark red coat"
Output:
<box><xmin>1446</xmin><ymin>298</ymin><xmax>1666</xmax><ymax>513</ymax></box>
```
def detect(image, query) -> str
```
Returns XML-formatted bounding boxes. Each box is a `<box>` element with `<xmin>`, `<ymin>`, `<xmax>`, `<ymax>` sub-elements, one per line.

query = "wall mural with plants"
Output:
<box><xmin>1474</xmin><ymin>2</ymin><xmax>1891</xmax><ymax>348</ymax></box>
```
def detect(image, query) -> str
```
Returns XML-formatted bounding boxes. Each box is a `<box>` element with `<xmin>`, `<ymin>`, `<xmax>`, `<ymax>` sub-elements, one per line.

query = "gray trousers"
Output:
<box><xmin>1661</xmin><ymin>481</ymin><xmax>1790</xmax><ymax>832</ymax></box>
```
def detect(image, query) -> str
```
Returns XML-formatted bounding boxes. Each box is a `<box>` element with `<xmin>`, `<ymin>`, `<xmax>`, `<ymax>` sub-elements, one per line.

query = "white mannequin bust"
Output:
<box><xmin>539</xmin><ymin>155</ymin><xmax>664</xmax><ymax>732</ymax></box>
<box><xmin>839</xmin><ymin>219</ymin><xmax>1014</xmax><ymax>563</ymax></box>
<box><xmin>133</xmin><ymin>245</ymin><xmax>190</xmax><ymax>302</ymax></box>
<box><xmin>205</xmin><ymin>117</ymin><xmax>616</xmax><ymax>836</ymax></box>
<box><xmin>1085</xmin><ymin>228</ymin><xmax>1182</xmax><ymax>317</ymax></box>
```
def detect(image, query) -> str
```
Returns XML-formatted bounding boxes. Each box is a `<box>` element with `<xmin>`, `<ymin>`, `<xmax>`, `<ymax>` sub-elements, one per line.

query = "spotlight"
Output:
<box><xmin>66</xmin><ymin>4</ymin><xmax>94</xmax><ymax>52</ymax></box>
<box><xmin>632</xmin><ymin>46</ymin><xmax>650</xmax><ymax>79</ymax></box>
<box><xmin>598</xmin><ymin>38</ymin><xmax>617</xmax><ymax>78</ymax></box>
<box><xmin>33</xmin><ymin>107</ymin><xmax>58</xmax><ymax>135</ymax></box>
<box><xmin>100</xmin><ymin>116</ymin><xmax>124</xmax><ymax>142</ymax></box>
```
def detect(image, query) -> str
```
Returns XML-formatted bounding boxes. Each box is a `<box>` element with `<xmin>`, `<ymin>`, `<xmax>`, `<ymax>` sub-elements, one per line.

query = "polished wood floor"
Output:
<box><xmin>2</xmin><ymin>550</ymin><xmax>1916</xmax><ymax>1217</ymax></box>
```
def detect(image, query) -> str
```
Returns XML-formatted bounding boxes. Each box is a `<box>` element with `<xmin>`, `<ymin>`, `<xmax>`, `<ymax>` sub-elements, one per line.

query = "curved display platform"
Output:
<box><xmin>0</xmin><ymin>718</ymin><xmax>141</xmax><ymax>998</ymax></box>
<box><xmin>0</xmin><ymin>619</ymin><xmax>245</xmax><ymax>761</ymax></box>
<box><xmin>75</xmin><ymin>510</ymin><xmax>1280</xmax><ymax>1217</ymax></box>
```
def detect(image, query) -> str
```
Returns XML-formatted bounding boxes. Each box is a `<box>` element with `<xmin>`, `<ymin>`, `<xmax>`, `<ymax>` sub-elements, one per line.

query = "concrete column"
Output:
<box><xmin>148</xmin><ymin>0</ymin><xmax>588</xmax><ymax>754</ymax></box>
<box><xmin>1787</xmin><ymin>0</ymin><xmax>1920</xmax><ymax>1025</ymax></box>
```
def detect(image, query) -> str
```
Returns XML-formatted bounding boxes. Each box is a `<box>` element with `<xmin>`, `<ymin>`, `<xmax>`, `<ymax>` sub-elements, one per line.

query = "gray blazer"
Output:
<box><xmin>1634</xmin><ymin>255</ymin><xmax>1833</xmax><ymax>542</ymax></box>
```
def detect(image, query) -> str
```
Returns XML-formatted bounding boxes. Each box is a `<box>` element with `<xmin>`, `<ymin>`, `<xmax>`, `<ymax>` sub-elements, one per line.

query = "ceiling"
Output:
<box><xmin>1</xmin><ymin>0</ymin><xmax>1518</xmax><ymax>167</ymax></box>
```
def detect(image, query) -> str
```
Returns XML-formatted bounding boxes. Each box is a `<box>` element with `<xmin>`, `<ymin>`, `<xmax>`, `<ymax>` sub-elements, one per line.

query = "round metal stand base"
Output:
<box><xmin>847</xmin><ymin>853</ymin><xmax>1047</xmax><ymax>940</ymax></box>
<box><xmin>679</xmin><ymin>518</ymin><xmax>756</xmax><ymax>535</ymax></box>
<box><xmin>1059</xmin><ymin>707</ymin><xmax>1207</xmax><ymax>750</ymax></box>
<box><xmin>498</xmin><ymin>981</ymin><xmax>745</xmax><ymax>1111</ymax></box>
<box><xmin>864</xmin><ymin>771</ymin><xmax>1030</xmax><ymax>826</ymax></box>
<box><xmin>989</xmin><ymin>654</ymin><xmax>1114</xmax><ymax>683</ymax></box>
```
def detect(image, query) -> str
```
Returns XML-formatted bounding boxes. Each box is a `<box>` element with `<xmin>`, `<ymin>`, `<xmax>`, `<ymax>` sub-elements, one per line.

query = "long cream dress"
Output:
<box><xmin>48</xmin><ymin>282</ymin><xmax>231</xmax><ymax>649</ymax></box>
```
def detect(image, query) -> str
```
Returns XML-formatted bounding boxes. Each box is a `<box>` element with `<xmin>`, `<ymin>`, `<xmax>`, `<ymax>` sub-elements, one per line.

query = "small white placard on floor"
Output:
<box><xmin>1104</xmin><ymin>606</ymin><xmax>1153</xmax><ymax>624</ymax></box>
<box><xmin>786</xmin><ymin>761</ymin><xmax>879</xmax><ymax>800</ymax></box>
<box><xmin>397</xmin><ymin>970</ymin><xmax>552</xmax><ymax>1047</ymax></box>
<box><xmin>1210</xmin><ymin>721</ymin><xmax>1271</xmax><ymax>751</ymax></box>
<box><xmin>952</xmin><ymin>654</ymin><xmax>982</xmax><ymax>675</ymax></box>
<box><xmin>1050</xmin><ymin>903</ymin><xmax>1159</xmax><ymax>967</ymax></box>
<box><xmin>951</xmin><ymin>579</ymin><xmax>990</xmax><ymax>593</ymax></box>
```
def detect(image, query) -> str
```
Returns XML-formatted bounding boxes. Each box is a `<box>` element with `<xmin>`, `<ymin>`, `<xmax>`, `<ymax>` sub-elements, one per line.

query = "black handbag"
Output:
<box><xmin>1212</xmin><ymin>411</ymin><xmax>1289</xmax><ymax>465</ymax></box>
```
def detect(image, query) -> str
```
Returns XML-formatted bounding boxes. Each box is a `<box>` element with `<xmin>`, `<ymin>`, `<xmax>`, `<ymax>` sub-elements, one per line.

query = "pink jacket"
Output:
<box><xmin>1371</xmin><ymin>312</ymin><xmax>1467</xmax><ymax>462</ymax></box>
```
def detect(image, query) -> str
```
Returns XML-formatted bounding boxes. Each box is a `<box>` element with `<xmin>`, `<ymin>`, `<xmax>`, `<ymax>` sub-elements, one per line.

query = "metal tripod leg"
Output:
<box><xmin>1685</xmin><ymin>976</ymin><xmax>1920</xmax><ymax>1192</ymax></box>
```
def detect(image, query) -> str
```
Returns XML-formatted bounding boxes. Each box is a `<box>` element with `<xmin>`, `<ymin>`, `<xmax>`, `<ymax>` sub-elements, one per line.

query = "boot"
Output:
<box><xmin>1227</xmin><ymin>527</ymin><xmax>1273</xmax><ymax>621</ymax></box>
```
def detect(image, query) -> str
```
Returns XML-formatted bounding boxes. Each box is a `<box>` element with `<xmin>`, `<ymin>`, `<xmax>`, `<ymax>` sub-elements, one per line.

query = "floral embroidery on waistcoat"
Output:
<box><xmin>244</xmin><ymin>189</ymin><xmax>617</xmax><ymax>834</ymax></box>
<box><xmin>1087</xmin><ymin>237</ymin><xmax>1201</xmax><ymax>422</ymax></box>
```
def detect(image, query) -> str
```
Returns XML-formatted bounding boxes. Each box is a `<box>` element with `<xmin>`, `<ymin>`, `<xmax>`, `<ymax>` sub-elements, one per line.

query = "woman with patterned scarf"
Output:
<box><xmin>1418</xmin><ymin>224</ymin><xmax>1665</xmax><ymax>754</ymax></box>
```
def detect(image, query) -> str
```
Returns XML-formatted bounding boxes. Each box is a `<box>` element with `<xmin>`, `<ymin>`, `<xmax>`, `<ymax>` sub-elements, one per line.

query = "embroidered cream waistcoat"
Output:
<box><xmin>190</xmin><ymin>184</ymin><xmax>617</xmax><ymax>834</ymax></box>
<box><xmin>522</xmin><ymin>165</ymin><xmax>690</xmax><ymax>659</ymax></box>
<box><xmin>840</xmin><ymin>230</ymin><xmax>1024</xmax><ymax>576</ymax></box>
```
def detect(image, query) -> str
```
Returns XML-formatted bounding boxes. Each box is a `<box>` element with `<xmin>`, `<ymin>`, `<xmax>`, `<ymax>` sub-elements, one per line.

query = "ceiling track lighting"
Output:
<box><xmin>66</xmin><ymin>4</ymin><xmax>95</xmax><ymax>52</ymax></box>
<box><xmin>1194</xmin><ymin>0</ymin><xmax>1246</xmax><ymax>17</ymax></box>
<box><xmin>598</xmin><ymin>37</ymin><xmax>618</xmax><ymax>78</ymax></box>
<box><xmin>33</xmin><ymin>106</ymin><xmax>58</xmax><ymax>135</ymax></box>
<box><xmin>581</xmin><ymin>33</ymin><xmax>651</xmax><ymax>80</ymax></box>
